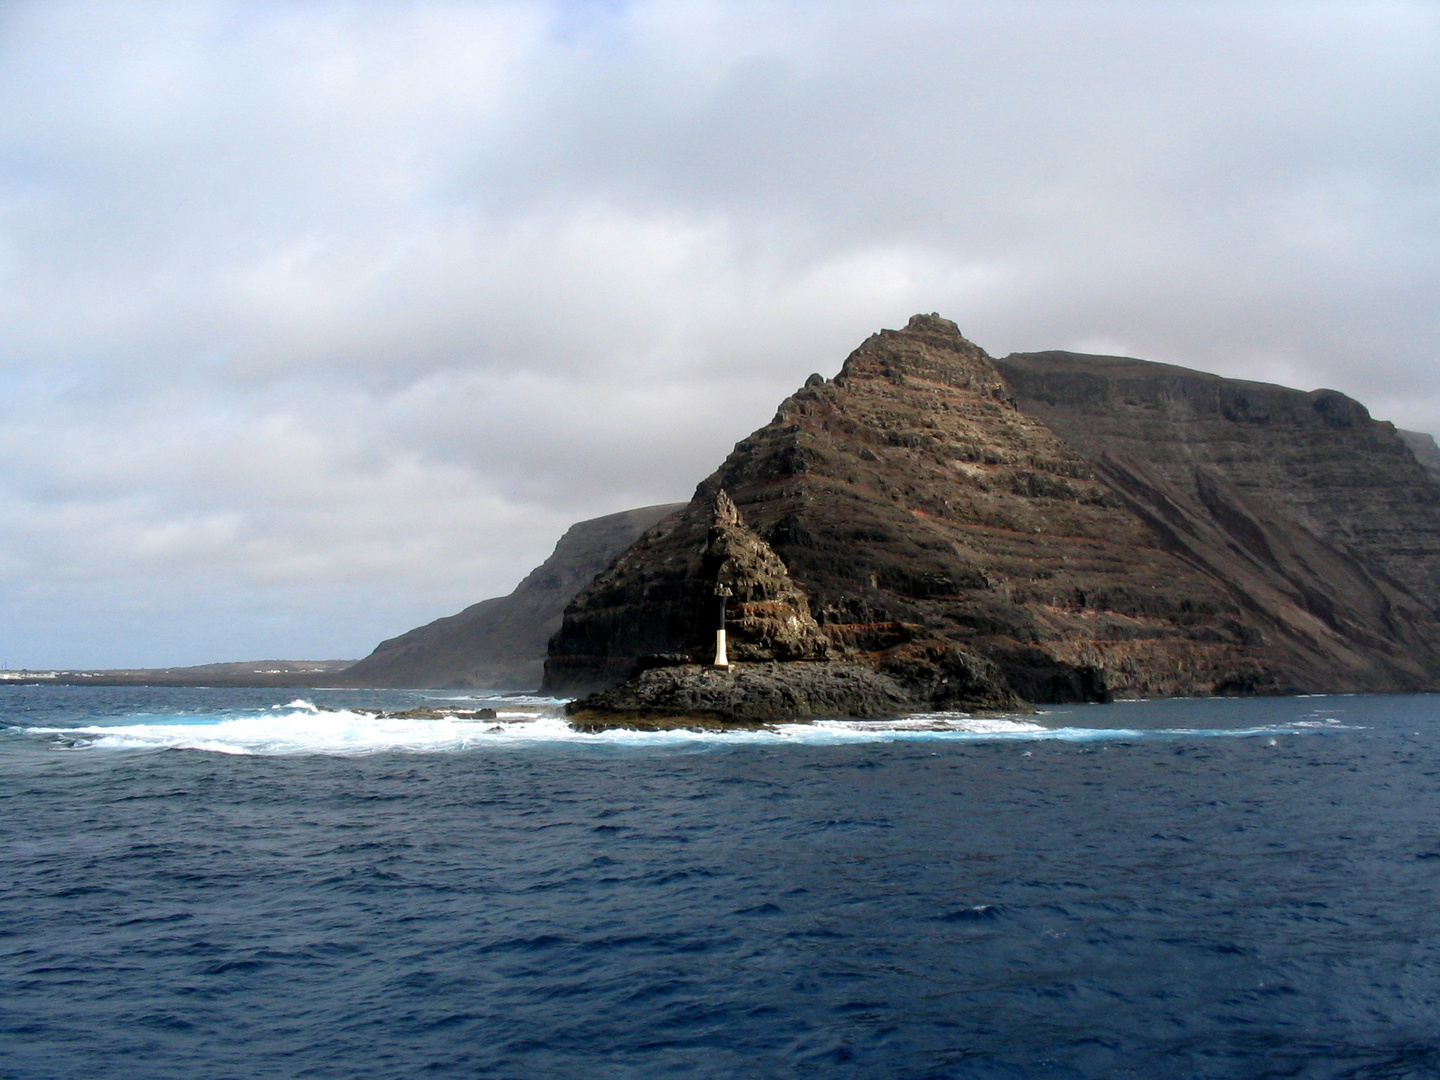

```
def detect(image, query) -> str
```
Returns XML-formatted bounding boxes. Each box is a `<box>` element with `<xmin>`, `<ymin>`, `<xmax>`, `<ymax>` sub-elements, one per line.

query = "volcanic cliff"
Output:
<box><xmin>343</xmin><ymin>503</ymin><xmax>682</xmax><ymax>689</ymax></box>
<box><xmin>1400</xmin><ymin>429</ymin><xmax>1440</xmax><ymax>486</ymax></box>
<box><xmin>546</xmin><ymin>314</ymin><xmax>1440</xmax><ymax>713</ymax></box>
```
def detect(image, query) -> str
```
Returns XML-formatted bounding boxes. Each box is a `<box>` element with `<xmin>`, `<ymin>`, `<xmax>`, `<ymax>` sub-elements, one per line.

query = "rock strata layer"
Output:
<box><xmin>993</xmin><ymin>351</ymin><xmax>1440</xmax><ymax>618</ymax></box>
<box><xmin>546</xmin><ymin>314</ymin><xmax>1440</xmax><ymax>710</ymax></box>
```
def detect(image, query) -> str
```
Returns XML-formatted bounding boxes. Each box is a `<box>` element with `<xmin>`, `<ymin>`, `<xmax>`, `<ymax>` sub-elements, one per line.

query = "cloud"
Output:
<box><xmin>0</xmin><ymin>0</ymin><xmax>1436</xmax><ymax>666</ymax></box>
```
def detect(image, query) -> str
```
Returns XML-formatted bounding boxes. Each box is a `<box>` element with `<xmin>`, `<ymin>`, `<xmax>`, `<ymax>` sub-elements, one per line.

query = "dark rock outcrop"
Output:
<box><xmin>702</xmin><ymin>489</ymin><xmax>833</xmax><ymax>661</ymax></box>
<box><xmin>567</xmin><ymin>656</ymin><xmax>1024</xmax><ymax>728</ymax></box>
<box><xmin>343</xmin><ymin>503</ymin><xmax>682</xmax><ymax>689</ymax></box>
<box><xmin>567</xmin><ymin>662</ymin><xmax>917</xmax><ymax>728</ymax></box>
<box><xmin>543</xmin><ymin>489</ymin><xmax>833</xmax><ymax>692</ymax></box>
<box><xmin>546</xmin><ymin>314</ymin><xmax>1440</xmax><ymax>710</ymax></box>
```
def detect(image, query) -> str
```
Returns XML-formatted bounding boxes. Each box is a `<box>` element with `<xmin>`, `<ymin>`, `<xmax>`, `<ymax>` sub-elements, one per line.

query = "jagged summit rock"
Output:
<box><xmin>836</xmin><ymin>313</ymin><xmax>1009</xmax><ymax>399</ymax></box>
<box><xmin>701</xmin><ymin>487</ymin><xmax>831</xmax><ymax>662</ymax></box>
<box><xmin>546</xmin><ymin>315</ymin><xmax>1440</xmax><ymax>712</ymax></box>
<box><xmin>542</xmin><ymin>488</ymin><xmax>837</xmax><ymax>695</ymax></box>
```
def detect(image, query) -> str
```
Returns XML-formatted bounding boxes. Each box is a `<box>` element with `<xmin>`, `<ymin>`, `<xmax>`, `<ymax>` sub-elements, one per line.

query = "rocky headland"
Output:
<box><xmin>551</xmin><ymin>314</ymin><xmax>1440</xmax><ymax>724</ymax></box>
<box><xmin>341</xmin><ymin>503</ymin><xmax>682</xmax><ymax>689</ymax></box>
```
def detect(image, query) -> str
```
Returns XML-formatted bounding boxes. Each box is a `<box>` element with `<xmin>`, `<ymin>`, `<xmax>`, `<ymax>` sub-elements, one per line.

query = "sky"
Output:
<box><xmin>1</xmin><ymin>0</ymin><xmax>1437</xmax><ymax>668</ymax></box>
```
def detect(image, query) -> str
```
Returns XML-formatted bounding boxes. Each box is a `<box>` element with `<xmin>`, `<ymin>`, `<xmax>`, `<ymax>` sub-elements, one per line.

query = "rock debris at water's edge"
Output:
<box><xmin>565</xmin><ymin>661</ymin><xmax>1030</xmax><ymax>730</ymax></box>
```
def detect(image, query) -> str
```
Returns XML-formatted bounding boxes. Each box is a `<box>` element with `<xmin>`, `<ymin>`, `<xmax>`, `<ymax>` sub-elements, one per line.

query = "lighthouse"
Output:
<box><xmin>712</xmin><ymin>584</ymin><xmax>732</xmax><ymax>667</ymax></box>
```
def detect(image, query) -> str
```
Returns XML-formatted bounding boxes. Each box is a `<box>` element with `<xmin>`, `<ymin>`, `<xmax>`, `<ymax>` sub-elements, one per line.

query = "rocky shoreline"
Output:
<box><xmin>565</xmin><ymin>658</ymin><xmax>1029</xmax><ymax>729</ymax></box>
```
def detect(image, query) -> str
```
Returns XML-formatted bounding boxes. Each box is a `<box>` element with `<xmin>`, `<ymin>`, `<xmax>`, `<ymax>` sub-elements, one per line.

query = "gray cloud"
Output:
<box><xmin>0</xmin><ymin>0</ymin><xmax>1436</xmax><ymax>666</ymax></box>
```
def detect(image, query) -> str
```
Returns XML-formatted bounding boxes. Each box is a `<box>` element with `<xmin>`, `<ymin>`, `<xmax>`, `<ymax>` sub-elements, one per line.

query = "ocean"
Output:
<box><xmin>2</xmin><ymin>686</ymin><xmax>1438</xmax><ymax>1079</ymax></box>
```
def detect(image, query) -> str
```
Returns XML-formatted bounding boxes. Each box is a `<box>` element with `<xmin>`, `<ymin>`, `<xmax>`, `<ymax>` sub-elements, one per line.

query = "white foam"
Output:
<box><xmin>20</xmin><ymin>706</ymin><xmax>1347</xmax><ymax>756</ymax></box>
<box><xmin>421</xmin><ymin>693</ymin><xmax>567</xmax><ymax>706</ymax></box>
<box><xmin>809</xmin><ymin>715</ymin><xmax>1050</xmax><ymax>735</ymax></box>
<box><xmin>28</xmin><ymin>707</ymin><xmax>554</xmax><ymax>755</ymax></box>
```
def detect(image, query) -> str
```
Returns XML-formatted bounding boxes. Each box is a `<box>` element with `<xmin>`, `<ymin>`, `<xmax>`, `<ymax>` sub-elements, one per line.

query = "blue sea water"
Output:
<box><xmin>2</xmin><ymin>687</ymin><xmax>1439</xmax><ymax>1079</ymax></box>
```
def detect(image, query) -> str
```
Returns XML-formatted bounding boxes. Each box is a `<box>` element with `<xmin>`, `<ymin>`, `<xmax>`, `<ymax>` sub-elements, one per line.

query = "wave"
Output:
<box><xmin>17</xmin><ymin>704</ymin><xmax>1350</xmax><ymax>756</ymax></box>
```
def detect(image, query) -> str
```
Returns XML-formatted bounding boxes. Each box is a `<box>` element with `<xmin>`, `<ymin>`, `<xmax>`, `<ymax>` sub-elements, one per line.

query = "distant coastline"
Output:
<box><xmin>0</xmin><ymin>660</ymin><xmax>354</xmax><ymax>688</ymax></box>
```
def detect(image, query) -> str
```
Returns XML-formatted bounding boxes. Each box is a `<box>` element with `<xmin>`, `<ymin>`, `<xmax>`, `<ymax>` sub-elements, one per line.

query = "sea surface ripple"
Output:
<box><xmin>2</xmin><ymin>686</ymin><xmax>1439</xmax><ymax>1079</ymax></box>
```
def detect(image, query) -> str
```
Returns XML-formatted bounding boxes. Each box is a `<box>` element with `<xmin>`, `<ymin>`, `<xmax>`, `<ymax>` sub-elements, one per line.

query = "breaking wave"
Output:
<box><xmin>17</xmin><ymin>700</ymin><xmax>1352</xmax><ymax>756</ymax></box>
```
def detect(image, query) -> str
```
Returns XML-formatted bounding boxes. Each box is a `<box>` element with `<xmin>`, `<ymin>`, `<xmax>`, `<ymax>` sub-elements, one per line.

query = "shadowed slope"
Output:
<box><xmin>995</xmin><ymin>351</ymin><xmax>1440</xmax><ymax>616</ymax></box>
<box><xmin>1400</xmin><ymin>429</ymin><xmax>1440</xmax><ymax>486</ymax></box>
<box><xmin>344</xmin><ymin>503</ymin><xmax>682</xmax><ymax>689</ymax></box>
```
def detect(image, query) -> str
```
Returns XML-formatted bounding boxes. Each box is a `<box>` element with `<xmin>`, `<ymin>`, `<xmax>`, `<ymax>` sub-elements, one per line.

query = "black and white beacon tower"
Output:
<box><xmin>712</xmin><ymin>584</ymin><xmax>732</xmax><ymax>667</ymax></box>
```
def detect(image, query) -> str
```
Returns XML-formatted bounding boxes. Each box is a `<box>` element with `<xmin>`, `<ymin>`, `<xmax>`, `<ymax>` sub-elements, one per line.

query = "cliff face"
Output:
<box><xmin>994</xmin><ymin>352</ymin><xmax>1440</xmax><ymax>616</ymax></box>
<box><xmin>343</xmin><ymin>503</ymin><xmax>683</xmax><ymax>689</ymax></box>
<box><xmin>546</xmin><ymin>315</ymin><xmax>1440</xmax><ymax>703</ymax></box>
<box><xmin>1400</xmin><ymin>429</ymin><xmax>1440</xmax><ymax>486</ymax></box>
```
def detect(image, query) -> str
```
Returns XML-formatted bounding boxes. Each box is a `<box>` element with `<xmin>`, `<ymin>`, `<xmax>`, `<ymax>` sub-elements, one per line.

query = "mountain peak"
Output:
<box><xmin>903</xmin><ymin>312</ymin><xmax>963</xmax><ymax>337</ymax></box>
<box><xmin>836</xmin><ymin>311</ymin><xmax>1007</xmax><ymax>398</ymax></box>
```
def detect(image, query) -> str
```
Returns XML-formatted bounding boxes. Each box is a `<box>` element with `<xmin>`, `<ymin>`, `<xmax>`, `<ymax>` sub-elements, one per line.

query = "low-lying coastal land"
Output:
<box><xmin>0</xmin><ymin>660</ymin><xmax>355</xmax><ymax>687</ymax></box>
